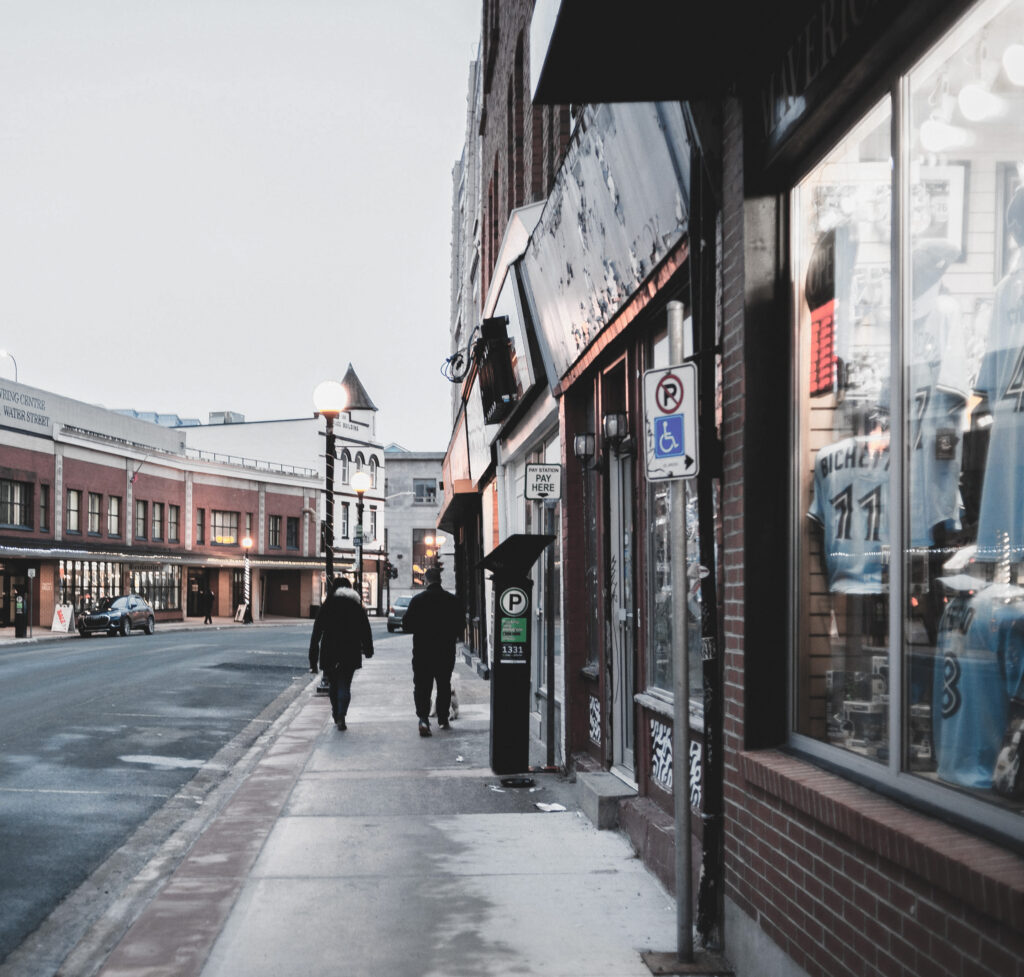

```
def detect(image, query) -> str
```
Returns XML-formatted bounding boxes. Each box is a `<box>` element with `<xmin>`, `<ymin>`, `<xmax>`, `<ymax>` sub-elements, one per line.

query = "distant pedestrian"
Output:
<box><xmin>202</xmin><ymin>587</ymin><xmax>215</xmax><ymax>624</ymax></box>
<box><xmin>308</xmin><ymin>577</ymin><xmax>374</xmax><ymax>730</ymax></box>
<box><xmin>401</xmin><ymin>566</ymin><xmax>463</xmax><ymax>737</ymax></box>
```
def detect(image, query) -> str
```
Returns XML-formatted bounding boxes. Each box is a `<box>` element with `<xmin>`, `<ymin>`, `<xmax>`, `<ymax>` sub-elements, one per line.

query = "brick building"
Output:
<box><xmin>441</xmin><ymin>0</ymin><xmax>572</xmax><ymax>665</ymax></box>
<box><xmin>0</xmin><ymin>377</ymin><xmax>322</xmax><ymax>631</ymax></box>
<box><xmin>442</xmin><ymin>0</ymin><xmax>1024</xmax><ymax>974</ymax></box>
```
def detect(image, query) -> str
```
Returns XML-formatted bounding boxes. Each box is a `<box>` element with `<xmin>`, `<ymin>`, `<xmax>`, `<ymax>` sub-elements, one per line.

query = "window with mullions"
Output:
<box><xmin>211</xmin><ymin>510</ymin><xmax>238</xmax><ymax>545</ymax></box>
<box><xmin>152</xmin><ymin>502</ymin><xmax>164</xmax><ymax>541</ymax></box>
<box><xmin>68</xmin><ymin>489</ymin><xmax>82</xmax><ymax>533</ymax></box>
<box><xmin>168</xmin><ymin>504</ymin><xmax>179</xmax><ymax>543</ymax></box>
<box><xmin>286</xmin><ymin>516</ymin><xmax>299</xmax><ymax>549</ymax></box>
<box><xmin>0</xmin><ymin>479</ymin><xmax>32</xmax><ymax>529</ymax></box>
<box><xmin>414</xmin><ymin>478</ymin><xmax>438</xmax><ymax>504</ymax></box>
<box><xmin>88</xmin><ymin>493</ymin><xmax>101</xmax><ymax>534</ymax></box>
<box><xmin>108</xmin><ymin>495</ymin><xmax>121</xmax><ymax>537</ymax></box>
<box><xmin>794</xmin><ymin>0</ymin><xmax>1024</xmax><ymax>823</ymax></box>
<box><xmin>130</xmin><ymin>564</ymin><xmax>181</xmax><ymax>611</ymax></box>
<box><xmin>269</xmin><ymin>514</ymin><xmax>281</xmax><ymax>548</ymax></box>
<box><xmin>135</xmin><ymin>500</ymin><xmax>147</xmax><ymax>539</ymax></box>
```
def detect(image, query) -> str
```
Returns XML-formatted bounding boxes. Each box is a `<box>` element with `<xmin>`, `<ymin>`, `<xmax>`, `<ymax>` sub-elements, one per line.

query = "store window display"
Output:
<box><xmin>796</xmin><ymin>0</ymin><xmax>1024</xmax><ymax>817</ymax></box>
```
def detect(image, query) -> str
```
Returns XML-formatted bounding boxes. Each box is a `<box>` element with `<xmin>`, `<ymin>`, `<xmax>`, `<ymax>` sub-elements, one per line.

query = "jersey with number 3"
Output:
<box><xmin>808</xmin><ymin>435</ymin><xmax>890</xmax><ymax>594</ymax></box>
<box><xmin>933</xmin><ymin>583</ymin><xmax>1024</xmax><ymax>789</ymax></box>
<box><xmin>975</xmin><ymin>270</ymin><xmax>1024</xmax><ymax>562</ymax></box>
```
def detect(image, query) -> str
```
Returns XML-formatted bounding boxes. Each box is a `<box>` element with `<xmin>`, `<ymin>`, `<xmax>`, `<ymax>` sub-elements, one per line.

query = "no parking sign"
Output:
<box><xmin>643</xmin><ymin>363</ymin><xmax>699</xmax><ymax>480</ymax></box>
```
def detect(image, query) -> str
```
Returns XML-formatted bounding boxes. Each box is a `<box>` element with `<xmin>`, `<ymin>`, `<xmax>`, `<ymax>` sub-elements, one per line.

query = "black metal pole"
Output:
<box><xmin>325</xmin><ymin>415</ymin><xmax>335</xmax><ymax>583</ymax></box>
<box><xmin>544</xmin><ymin>501</ymin><xmax>557</xmax><ymax>768</ymax></box>
<box><xmin>317</xmin><ymin>413</ymin><xmax>336</xmax><ymax>695</ymax></box>
<box><xmin>356</xmin><ymin>491</ymin><xmax>365</xmax><ymax>600</ymax></box>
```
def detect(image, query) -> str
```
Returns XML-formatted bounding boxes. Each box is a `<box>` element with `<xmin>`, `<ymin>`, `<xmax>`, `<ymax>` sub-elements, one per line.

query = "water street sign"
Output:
<box><xmin>643</xmin><ymin>362</ymin><xmax>699</xmax><ymax>480</ymax></box>
<box><xmin>524</xmin><ymin>463</ymin><xmax>562</xmax><ymax>500</ymax></box>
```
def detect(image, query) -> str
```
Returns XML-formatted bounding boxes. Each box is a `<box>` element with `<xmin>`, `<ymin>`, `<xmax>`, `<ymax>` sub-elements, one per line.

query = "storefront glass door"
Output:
<box><xmin>609</xmin><ymin>451</ymin><xmax>636</xmax><ymax>776</ymax></box>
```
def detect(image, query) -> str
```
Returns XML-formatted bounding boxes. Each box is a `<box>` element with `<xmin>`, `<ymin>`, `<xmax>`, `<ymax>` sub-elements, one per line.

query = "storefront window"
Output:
<box><xmin>795</xmin><ymin>97</ymin><xmax>892</xmax><ymax>760</ymax></box>
<box><xmin>60</xmin><ymin>559</ymin><xmax>122</xmax><ymax>609</ymax></box>
<box><xmin>904</xmin><ymin>0</ymin><xmax>1024</xmax><ymax>807</ymax></box>
<box><xmin>796</xmin><ymin>0</ymin><xmax>1024</xmax><ymax>817</ymax></box>
<box><xmin>130</xmin><ymin>565</ymin><xmax>181</xmax><ymax>611</ymax></box>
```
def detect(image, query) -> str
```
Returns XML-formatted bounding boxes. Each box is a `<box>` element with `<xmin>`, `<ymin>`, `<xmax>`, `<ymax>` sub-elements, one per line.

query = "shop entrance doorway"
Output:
<box><xmin>608</xmin><ymin>450</ymin><xmax>636</xmax><ymax>778</ymax></box>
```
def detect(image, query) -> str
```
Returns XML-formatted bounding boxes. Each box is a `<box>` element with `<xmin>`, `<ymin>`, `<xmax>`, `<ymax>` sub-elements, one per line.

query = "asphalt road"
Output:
<box><xmin>0</xmin><ymin>621</ymin><xmax>336</xmax><ymax>971</ymax></box>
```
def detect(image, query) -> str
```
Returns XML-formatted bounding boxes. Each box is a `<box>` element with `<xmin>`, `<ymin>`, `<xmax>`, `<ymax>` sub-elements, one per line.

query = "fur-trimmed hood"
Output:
<box><xmin>332</xmin><ymin>586</ymin><xmax>361</xmax><ymax>603</ymax></box>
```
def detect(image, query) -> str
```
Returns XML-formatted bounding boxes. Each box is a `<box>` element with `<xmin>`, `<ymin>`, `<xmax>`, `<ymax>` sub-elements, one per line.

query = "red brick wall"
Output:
<box><xmin>479</xmin><ymin>0</ymin><xmax>569</xmax><ymax>308</ymax></box>
<box><xmin>718</xmin><ymin>96</ymin><xmax>1024</xmax><ymax>977</ymax></box>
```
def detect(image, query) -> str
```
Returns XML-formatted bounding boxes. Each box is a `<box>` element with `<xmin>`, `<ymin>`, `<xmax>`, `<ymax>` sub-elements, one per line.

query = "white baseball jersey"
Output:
<box><xmin>808</xmin><ymin>435</ymin><xmax>890</xmax><ymax>594</ymax></box>
<box><xmin>908</xmin><ymin>294</ymin><xmax>968</xmax><ymax>546</ymax></box>
<box><xmin>975</xmin><ymin>270</ymin><xmax>1024</xmax><ymax>562</ymax></box>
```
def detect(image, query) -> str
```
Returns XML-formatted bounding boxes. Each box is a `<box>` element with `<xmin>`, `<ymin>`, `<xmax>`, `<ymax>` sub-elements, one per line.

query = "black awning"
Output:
<box><xmin>479</xmin><ymin>533</ymin><xmax>555</xmax><ymax>578</ymax></box>
<box><xmin>530</xmin><ymin>0</ymin><xmax>817</xmax><ymax>104</ymax></box>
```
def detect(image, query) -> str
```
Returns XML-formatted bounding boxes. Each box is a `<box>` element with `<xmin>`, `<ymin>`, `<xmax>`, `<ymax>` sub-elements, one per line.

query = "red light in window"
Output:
<box><xmin>810</xmin><ymin>298</ymin><xmax>836</xmax><ymax>396</ymax></box>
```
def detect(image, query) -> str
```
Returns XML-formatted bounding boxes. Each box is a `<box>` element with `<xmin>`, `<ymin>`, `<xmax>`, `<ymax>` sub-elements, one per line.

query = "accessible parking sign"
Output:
<box><xmin>643</xmin><ymin>363</ymin><xmax>699</xmax><ymax>480</ymax></box>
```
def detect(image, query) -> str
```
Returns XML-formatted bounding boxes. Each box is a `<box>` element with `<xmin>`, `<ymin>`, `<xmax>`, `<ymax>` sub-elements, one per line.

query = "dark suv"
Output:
<box><xmin>78</xmin><ymin>594</ymin><xmax>156</xmax><ymax>637</ymax></box>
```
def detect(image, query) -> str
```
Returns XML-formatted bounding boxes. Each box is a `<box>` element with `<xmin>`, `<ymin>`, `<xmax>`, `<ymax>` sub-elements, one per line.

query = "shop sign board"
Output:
<box><xmin>524</xmin><ymin>463</ymin><xmax>561</xmax><ymax>500</ymax></box>
<box><xmin>643</xmin><ymin>363</ymin><xmax>699</xmax><ymax>480</ymax></box>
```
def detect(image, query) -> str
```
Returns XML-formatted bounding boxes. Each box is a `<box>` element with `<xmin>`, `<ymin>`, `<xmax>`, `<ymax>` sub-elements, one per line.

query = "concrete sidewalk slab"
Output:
<box><xmin>70</xmin><ymin>634</ymin><xmax>678</xmax><ymax>977</ymax></box>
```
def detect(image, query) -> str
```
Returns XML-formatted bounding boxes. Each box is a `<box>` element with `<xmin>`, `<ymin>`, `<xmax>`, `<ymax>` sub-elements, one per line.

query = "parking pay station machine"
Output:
<box><xmin>480</xmin><ymin>533</ymin><xmax>554</xmax><ymax>775</ymax></box>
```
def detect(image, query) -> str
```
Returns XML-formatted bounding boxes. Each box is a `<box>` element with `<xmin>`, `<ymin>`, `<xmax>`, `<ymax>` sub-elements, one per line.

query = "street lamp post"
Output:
<box><xmin>0</xmin><ymin>349</ymin><xmax>18</xmax><ymax>382</ymax></box>
<box><xmin>350</xmin><ymin>469</ymin><xmax>371</xmax><ymax>604</ymax></box>
<box><xmin>241</xmin><ymin>536</ymin><xmax>253</xmax><ymax>623</ymax></box>
<box><xmin>425</xmin><ymin>533</ymin><xmax>446</xmax><ymax>569</ymax></box>
<box><xmin>313</xmin><ymin>380</ymin><xmax>349</xmax><ymax>695</ymax></box>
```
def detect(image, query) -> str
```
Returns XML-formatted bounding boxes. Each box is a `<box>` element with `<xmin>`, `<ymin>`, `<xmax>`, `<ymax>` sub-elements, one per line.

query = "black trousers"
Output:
<box><xmin>328</xmin><ymin>664</ymin><xmax>357</xmax><ymax>722</ymax></box>
<box><xmin>413</xmin><ymin>654</ymin><xmax>454</xmax><ymax>722</ymax></box>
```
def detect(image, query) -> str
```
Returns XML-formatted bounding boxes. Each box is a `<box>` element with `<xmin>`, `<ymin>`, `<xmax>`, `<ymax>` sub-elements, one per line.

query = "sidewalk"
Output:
<box><xmin>56</xmin><ymin>627</ymin><xmax>681</xmax><ymax>977</ymax></box>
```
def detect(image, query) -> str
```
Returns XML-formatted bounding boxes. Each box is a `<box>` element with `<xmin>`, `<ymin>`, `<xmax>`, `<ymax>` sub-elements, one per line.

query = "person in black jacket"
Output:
<box><xmin>309</xmin><ymin>577</ymin><xmax>374</xmax><ymax>730</ymax></box>
<box><xmin>401</xmin><ymin>566</ymin><xmax>463</xmax><ymax>737</ymax></box>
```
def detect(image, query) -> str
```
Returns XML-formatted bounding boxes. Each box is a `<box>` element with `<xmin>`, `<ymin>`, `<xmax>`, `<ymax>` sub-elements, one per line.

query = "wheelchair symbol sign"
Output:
<box><xmin>654</xmin><ymin>415</ymin><xmax>685</xmax><ymax>458</ymax></box>
<box><xmin>643</xmin><ymin>362</ymin><xmax>699</xmax><ymax>480</ymax></box>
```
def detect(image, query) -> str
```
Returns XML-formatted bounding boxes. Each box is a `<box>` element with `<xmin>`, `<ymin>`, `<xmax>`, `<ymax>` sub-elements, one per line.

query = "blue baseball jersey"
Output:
<box><xmin>933</xmin><ymin>582</ymin><xmax>1024</xmax><ymax>789</ymax></box>
<box><xmin>975</xmin><ymin>270</ymin><xmax>1024</xmax><ymax>562</ymax></box>
<box><xmin>908</xmin><ymin>294</ymin><xmax>968</xmax><ymax>546</ymax></box>
<box><xmin>808</xmin><ymin>435</ymin><xmax>890</xmax><ymax>594</ymax></box>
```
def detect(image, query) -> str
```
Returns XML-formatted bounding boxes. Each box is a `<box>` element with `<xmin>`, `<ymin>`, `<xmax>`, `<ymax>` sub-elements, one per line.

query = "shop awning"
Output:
<box><xmin>520</xmin><ymin>101</ymin><xmax>691</xmax><ymax>384</ymax></box>
<box><xmin>529</xmin><ymin>0</ymin><xmax>815</xmax><ymax>104</ymax></box>
<box><xmin>437</xmin><ymin>478</ymin><xmax>478</xmax><ymax>534</ymax></box>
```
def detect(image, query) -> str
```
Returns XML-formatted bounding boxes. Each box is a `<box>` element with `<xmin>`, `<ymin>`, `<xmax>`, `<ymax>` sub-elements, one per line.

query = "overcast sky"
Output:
<box><xmin>0</xmin><ymin>1</ymin><xmax>480</xmax><ymax>450</ymax></box>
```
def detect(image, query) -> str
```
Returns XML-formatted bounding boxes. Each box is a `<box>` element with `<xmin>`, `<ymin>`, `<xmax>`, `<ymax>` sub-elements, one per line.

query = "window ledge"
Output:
<box><xmin>739</xmin><ymin>749</ymin><xmax>1024</xmax><ymax>931</ymax></box>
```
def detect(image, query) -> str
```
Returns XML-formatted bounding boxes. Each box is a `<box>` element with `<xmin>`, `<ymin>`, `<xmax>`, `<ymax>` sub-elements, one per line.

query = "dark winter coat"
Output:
<box><xmin>402</xmin><ymin>583</ymin><xmax>463</xmax><ymax>665</ymax></box>
<box><xmin>309</xmin><ymin>586</ymin><xmax>374</xmax><ymax>673</ymax></box>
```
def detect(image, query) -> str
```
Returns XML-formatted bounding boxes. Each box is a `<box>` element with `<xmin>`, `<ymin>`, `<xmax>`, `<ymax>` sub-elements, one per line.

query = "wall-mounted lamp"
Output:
<box><xmin>602</xmin><ymin>412</ymin><xmax>630</xmax><ymax>451</ymax></box>
<box><xmin>573</xmin><ymin>433</ymin><xmax>595</xmax><ymax>467</ymax></box>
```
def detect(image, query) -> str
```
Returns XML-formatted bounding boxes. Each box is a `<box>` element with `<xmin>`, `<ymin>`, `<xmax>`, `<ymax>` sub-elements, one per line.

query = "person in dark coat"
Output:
<box><xmin>401</xmin><ymin>566</ymin><xmax>463</xmax><ymax>737</ymax></box>
<box><xmin>308</xmin><ymin>577</ymin><xmax>374</xmax><ymax>730</ymax></box>
<box><xmin>202</xmin><ymin>587</ymin><xmax>215</xmax><ymax>624</ymax></box>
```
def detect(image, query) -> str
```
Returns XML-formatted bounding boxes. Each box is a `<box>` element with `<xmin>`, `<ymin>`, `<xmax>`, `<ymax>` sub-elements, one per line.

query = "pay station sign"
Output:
<box><xmin>643</xmin><ymin>363</ymin><xmax>699</xmax><ymax>480</ymax></box>
<box><xmin>524</xmin><ymin>463</ymin><xmax>561</xmax><ymax>500</ymax></box>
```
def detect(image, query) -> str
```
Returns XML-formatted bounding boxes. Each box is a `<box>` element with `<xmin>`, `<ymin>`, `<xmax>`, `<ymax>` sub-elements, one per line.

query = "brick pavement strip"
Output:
<box><xmin>91</xmin><ymin>699</ymin><xmax>324</xmax><ymax>977</ymax></box>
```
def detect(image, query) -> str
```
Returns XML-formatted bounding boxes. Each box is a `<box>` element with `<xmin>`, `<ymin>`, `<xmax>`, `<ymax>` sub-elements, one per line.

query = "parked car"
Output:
<box><xmin>387</xmin><ymin>594</ymin><xmax>412</xmax><ymax>632</ymax></box>
<box><xmin>78</xmin><ymin>594</ymin><xmax>155</xmax><ymax>637</ymax></box>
